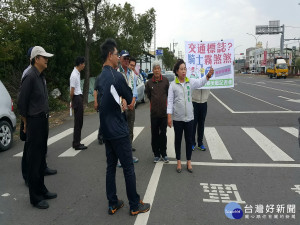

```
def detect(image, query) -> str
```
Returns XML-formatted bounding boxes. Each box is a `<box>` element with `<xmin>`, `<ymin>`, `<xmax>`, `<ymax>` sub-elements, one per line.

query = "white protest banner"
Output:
<box><xmin>185</xmin><ymin>40</ymin><xmax>234</xmax><ymax>89</ymax></box>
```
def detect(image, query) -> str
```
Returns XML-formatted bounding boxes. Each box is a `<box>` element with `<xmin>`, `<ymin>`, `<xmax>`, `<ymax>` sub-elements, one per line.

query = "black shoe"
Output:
<box><xmin>132</xmin><ymin>147</ymin><xmax>136</xmax><ymax>151</ymax></box>
<box><xmin>34</xmin><ymin>200</ymin><xmax>49</xmax><ymax>209</ymax></box>
<box><xmin>44</xmin><ymin>167</ymin><xmax>57</xmax><ymax>176</ymax></box>
<box><xmin>43</xmin><ymin>192</ymin><xmax>57</xmax><ymax>199</ymax></box>
<box><xmin>108</xmin><ymin>200</ymin><xmax>124</xmax><ymax>215</ymax></box>
<box><xmin>74</xmin><ymin>145</ymin><xmax>88</xmax><ymax>150</ymax></box>
<box><xmin>130</xmin><ymin>200</ymin><xmax>150</xmax><ymax>216</ymax></box>
<box><xmin>25</xmin><ymin>180</ymin><xmax>28</xmax><ymax>187</ymax></box>
<box><xmin>176</xmin><ymin>168</ymin><xmax>182</xmax><ymax>173</ymax></box>
<box><xmin>187</xmin><ymin>166</ymin><xmax>193</xmax><ymax>173</ymax></box>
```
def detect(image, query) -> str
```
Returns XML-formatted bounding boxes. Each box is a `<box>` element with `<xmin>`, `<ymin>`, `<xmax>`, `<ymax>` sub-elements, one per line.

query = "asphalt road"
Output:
<box><xmin>0</xmin><ymin>74</ymin><xmax>299</xmax><ymax>225</ymax></box>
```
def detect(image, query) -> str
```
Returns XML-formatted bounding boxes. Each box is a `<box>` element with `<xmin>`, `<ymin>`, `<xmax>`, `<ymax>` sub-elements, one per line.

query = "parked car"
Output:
<box><xmin>0</xmin><ymin>80</ymin><xmax>16</xmax><ymax>151</ymax></box>
<box><xmin>136</xmin><ymin>75</ymin><xmax>146</xmax><ymax>104</ymax></box>
<box><xmin>163</xmin><ymin>71</ymin><xmax>175</xmax><ymax>82</ymax></box>
<box><xmin>250</xmin><ymin>70</ymin><xmax>259</xmax><ymax>74</ymax></box>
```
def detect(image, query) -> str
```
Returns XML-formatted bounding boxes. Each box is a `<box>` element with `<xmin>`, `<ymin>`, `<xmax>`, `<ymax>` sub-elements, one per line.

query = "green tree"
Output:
<box><xmin>0</xmin><ymin>0</ymin><xmax>84</xmax><ymax>101</ymax></box>
<box><xmin>94</xmin><ymin>2</ymin><xmax>156</xmax><ymax>62</ymax></box>
<box><xmin>158</xmin><ymin>47</ymin><xmax>177</xmax><ymax>70</ymax></box>
<box><xmin>0</xmin><ymin>0</ymin><xmax>156</xmax><ymax>106</ymax></box>
<box><xmin>295</xmin><ymin>57</ymin><xmax>300</xmax><ymax>74</ymax></box>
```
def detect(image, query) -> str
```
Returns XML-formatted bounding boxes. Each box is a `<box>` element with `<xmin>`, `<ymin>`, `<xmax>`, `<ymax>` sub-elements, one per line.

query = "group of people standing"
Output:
<box><xmin>146</xmin><ymin>59</ymin><xmax>213</xmax><ymax>173</ymax></box>
<box><xmin>17</xmin><ymin>38</ymin><xmax>213</xmax><ymax>216</ymax></box>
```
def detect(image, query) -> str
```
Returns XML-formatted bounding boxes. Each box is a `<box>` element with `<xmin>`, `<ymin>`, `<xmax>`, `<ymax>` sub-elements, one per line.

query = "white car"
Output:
<box><xmin>0</xmin><ymin>81</ymin><xmax>16</xmax><ymax>151</ymax></box>
<box><xmin>250</xmin><ymin>70</ymin><xmax>259</xmax><ymax>74</ymax></box>
<box><xmin>136</xmin><ymin>75</ymin><xmax>146</xmax><ymax>104</ymax></box>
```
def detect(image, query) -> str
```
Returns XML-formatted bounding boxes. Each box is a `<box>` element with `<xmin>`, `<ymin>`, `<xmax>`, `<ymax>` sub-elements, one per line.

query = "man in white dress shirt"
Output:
<box><xmin>70</xmin><ymin>56</ymin><xmax>87</xmax><ymax>150</ymax></box>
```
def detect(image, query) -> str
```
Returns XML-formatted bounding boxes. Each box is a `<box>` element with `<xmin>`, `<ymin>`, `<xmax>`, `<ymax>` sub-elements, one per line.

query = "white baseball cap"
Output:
<box><xmin>30</xmin><ymin>46</ymin><xmax>54</xmax><ymax>60</ymax></box>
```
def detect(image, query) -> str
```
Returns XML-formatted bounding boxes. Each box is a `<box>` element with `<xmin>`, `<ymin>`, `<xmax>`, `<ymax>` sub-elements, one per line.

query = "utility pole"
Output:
<box><xmin>173</xmin><ymin>40</ymin><xmax>178</xmax><ymax>56</ymax></box>
<box><xmin>280</xmin><ymin>24</ymin><xmax>285</xmax><ymax>56</ymax></box>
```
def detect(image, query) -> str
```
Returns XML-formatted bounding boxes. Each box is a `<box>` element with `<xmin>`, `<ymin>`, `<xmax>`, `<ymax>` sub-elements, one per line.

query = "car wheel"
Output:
<box><xmin>0</xmin><ymin>120</ymin><xmax>13</xmax><ymax>151</ymax></box>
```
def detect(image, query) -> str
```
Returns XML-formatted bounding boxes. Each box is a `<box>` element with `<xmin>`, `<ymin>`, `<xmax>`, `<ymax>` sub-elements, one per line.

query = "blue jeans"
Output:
<box><xmin>105</xmin><ymin>136</ymin><xmax>140</xmax><ymax>210</ymax></box>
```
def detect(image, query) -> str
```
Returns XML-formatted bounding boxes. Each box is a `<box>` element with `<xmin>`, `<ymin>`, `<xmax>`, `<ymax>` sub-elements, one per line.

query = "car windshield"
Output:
<box><xmin>277</xmin><ymin>64</ymin><xmax>287</xmax><ymax>69</ymax></box>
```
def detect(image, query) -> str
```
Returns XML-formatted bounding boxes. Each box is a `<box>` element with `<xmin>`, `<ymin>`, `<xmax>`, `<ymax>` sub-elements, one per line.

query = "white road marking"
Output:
<box><xmin>242</xmin><ymin>128</ymin><xmax>294</xmax><ymax>161</ymax></box>
<box><xmin>278</xmin><ymin>96</ymin><xmax>300</xmax><ymax>103</ymax></box>
<box><xmin>204</xmin><ymin>127</ymin><xmax>232</xmax><ymax>160</ymax></box>
<box><xmin>166</xmin><ymin>127</ymin><xmax>175</xmax><ymax>158</ymax></box>
<box><xmin>211</xmin><ymin>91</ymin><xmax>300</xmax><ymax>114</ymax></box>
<box><xmin>280</xmin><ymin>127</ymin><xmax>298</xmax><ymax>138</ymax></box>
<box><xmin>13</xmin><ymin>128</ymin><xmax>74</xmax><ymax>157</ymax></box>
<box><xmin>58</xmin><ymin>130</ymin><xmax>98</xmax><ymax>157</ymax></box>
<box><xmin>134</xmin><ymin>162</ymin><xmax>164</xmax><ymax>225</ymax></box>
<box><xmin>210</xmin><ymin>92</ymin><xmax>235</xmax><ymax>113</ymax></box>
<box><xmin>133</xmin><ymin>127</ymin><xmax>144</xmax><ymax>142</ymax></box>
<box><xmin>168</xmin><ymin>161</ymin><xmax>300</xmax><ymax>168</ymax></box>
<box><xmin>48</xmin><ymin>128</ymin><xmax>74</xmax><ymax>145</ymax></box>
<box><xmin>240</xmin><ymin>81</ymin><xmax>300</xmax><ymax>95</ymax></box>
<box><xmin>232</xmin><ymin>89</ymin><xmax>291</xmax><ymax>111</ymax></box>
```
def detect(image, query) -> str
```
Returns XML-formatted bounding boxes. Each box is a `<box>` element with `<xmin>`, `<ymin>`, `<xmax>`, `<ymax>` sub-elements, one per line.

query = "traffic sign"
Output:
<box><xmin>156</xmin><ymin>49</ymin><xmax>163</xmax><ymax>56</ymax></box>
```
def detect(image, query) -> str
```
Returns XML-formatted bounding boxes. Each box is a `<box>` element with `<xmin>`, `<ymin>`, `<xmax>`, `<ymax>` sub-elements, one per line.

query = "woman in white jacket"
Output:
<box><xmin>167</xmin><ymin>59</ymin><xmax>214</xmax><ymax>173</ymax></box>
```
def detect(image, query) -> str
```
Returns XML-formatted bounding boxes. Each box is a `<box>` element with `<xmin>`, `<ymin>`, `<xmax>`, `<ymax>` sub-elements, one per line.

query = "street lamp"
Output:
<box><xmin>246</xmin><ymin>33</ymin><xmax>262</xmax><ymax>71</ymax></box>
<box><xmin>246</xmin><ymin>33</ymin><xmax>262</xmax><ymax>47</ymax></box>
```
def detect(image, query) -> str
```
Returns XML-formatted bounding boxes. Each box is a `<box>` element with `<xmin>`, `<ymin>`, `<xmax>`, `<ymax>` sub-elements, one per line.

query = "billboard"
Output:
<box><xmin>185</xmin><ymin>39</ymin><xmax>234</xmax><ymax>89</ymax></box>
<box><xmin>256</xmin><ymin>20</ymin><xmax>281</xmax><ymax>35</ymax></box>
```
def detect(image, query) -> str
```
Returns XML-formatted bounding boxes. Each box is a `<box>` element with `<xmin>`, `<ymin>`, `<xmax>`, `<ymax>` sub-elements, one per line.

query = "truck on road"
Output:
<box><xmin>266</xmin><ymin>57</ymin><xmax>288</xmax><ymax>79</ymax></box>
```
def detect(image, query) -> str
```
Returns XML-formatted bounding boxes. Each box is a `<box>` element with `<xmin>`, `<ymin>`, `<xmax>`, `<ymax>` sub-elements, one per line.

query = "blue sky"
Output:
<box><xmin>110</xmin><ymin>0</ymin><xmax>300</xmax><ymax>58</ymax></box>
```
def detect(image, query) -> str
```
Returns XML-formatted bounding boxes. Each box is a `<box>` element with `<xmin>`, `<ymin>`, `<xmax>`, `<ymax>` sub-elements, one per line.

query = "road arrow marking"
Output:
<box><xmin>278</xmin><ymin>96</ymin><xmax>300</xmax><ymax>103</ymax></box>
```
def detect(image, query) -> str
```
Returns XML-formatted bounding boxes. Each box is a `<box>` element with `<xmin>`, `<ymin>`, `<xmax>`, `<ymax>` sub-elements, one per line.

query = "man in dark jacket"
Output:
<box><xmin>98</xmin><ymin>38</ymin><xmax>150</xmax><ymax>216</ymax></box>
<box><xmin>18</xmin><ymin>46</ymin><xmax>57</xmax><ymax>209</ymax></box>
<box><xmin>145</xmin><ymin>61</ymin><xmax>170</xmax><ymax>163</ymax></box>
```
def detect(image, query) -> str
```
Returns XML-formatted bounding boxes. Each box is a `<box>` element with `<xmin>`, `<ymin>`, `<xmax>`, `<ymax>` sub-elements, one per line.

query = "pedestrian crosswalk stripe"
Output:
<box><xmin>133</xmin><ymin>127</ymin><xmax>144</xmax><ymax>142</ymax></box>
<box><xmin>58</xmin><ymin>130</ymin><xmax>98</xmax><ymax>157</ymax></box>
<box><xmin>280</xmin><ymin>127</ymin><xmax>298</xmax><ymax>138</ymax></box>
<box><xmin>204</xmin><ymin>127</ymin><xmax>232</xmax><ymax>160</ymax></box>
<box><xmin>242</xmin><ymin>128</ymin><xmax>294</xmax><ymax>161</ymax></box>
<box><xmin>166</xmin><ymin>127</ymin><xmax>175</xmax><ymax>158</ymax></box>
<box><xmin>13</xmin><ymin>128</ymin><xmax>74</xmax><ymax>157</ymax></box>
<box><xmin>48</xmin><ymin>128</ymin><xmax>73</xmax><ymax>145</ymax></box>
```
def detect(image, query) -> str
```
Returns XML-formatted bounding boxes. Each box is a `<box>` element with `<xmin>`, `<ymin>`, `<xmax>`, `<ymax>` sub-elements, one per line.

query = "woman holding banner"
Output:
<box><xmin>167</xmin><ymin>59</ymin><xmax>214</xmax><ymax>173</ymax></box>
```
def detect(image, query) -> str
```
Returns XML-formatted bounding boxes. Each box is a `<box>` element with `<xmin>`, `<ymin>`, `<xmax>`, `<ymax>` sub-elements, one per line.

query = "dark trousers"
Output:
<box><xmin>21</xmin><ymin>121</ymin><xmax>47</xmax><ymax>182</ymax></box>
<box><xmin>151</xmin><ymin>117</ymin><xmax>167</xmax><ymax>157</ymax></box>
<box><xmin>173</xmin><ymin>120</ymin><xmax>194</xmax><ymax>161</ymax></box>
<box><xmin>125</xmin><ymin>108</ymin><xmax>135</xmax><ymax>147</ymax></box>
<box><xmin>105</xmin><ymin>136</ymin><xmax>140</xmax><ymax>211</ymax></box>
<box><xmin>192</xmin><ymin>102</ymin><xmax>207</xmax><ymax>146</ymax></box>
<box><xmin>72</xmin><ymin>95</ymin><xmax>83</xmax><ymax>148</ymax></box>
<box><xmin>98</xmin><ymin>112</ymin><xmax>103</xmax><ymax>141</ymax></box>
<box><xmin>26</xmin><ymin>117</ymin><xmax>49</xmax><ymax>205</ymax></box>
<box><xmin>21</xmin><ymin>142</ymin><xmax>29</xmax><ymax>181</ymax></box>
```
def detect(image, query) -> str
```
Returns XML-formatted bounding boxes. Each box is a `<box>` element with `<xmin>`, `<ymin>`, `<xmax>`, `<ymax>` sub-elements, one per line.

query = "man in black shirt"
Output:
<box><xmin>98</xmin><ymin>39</ymin><xmax>150</xmax><ymax>216</ymax></box>
<box><xmin>21</xmin><ymin>47</ymin><xmax>57</xmax><ymax>187</ymax></box>
<box><xmin>18</xmin><ymin>46</ymin><xmax>57</xmax><ymax>209</ymax></box>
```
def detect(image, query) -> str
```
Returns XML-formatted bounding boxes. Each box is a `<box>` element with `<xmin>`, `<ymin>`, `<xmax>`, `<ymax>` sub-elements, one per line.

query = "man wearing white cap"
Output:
<box><xmin>18</xmin><ymin>46</ymin><xmax>57</xmax><ymax>209</ymax></box>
